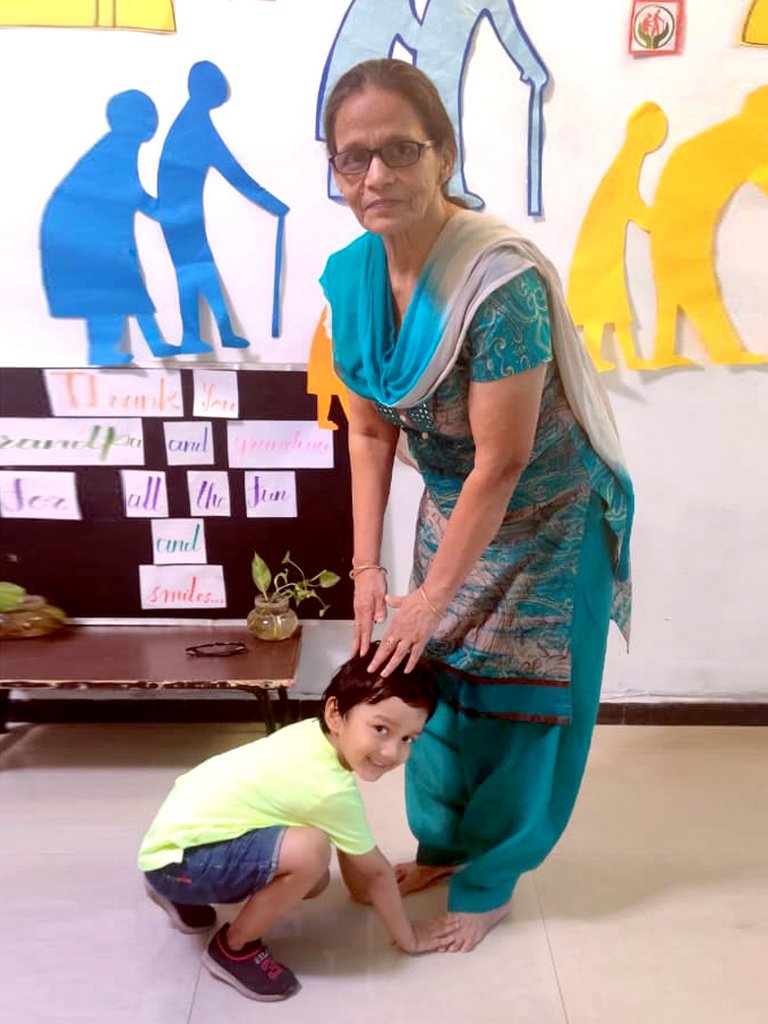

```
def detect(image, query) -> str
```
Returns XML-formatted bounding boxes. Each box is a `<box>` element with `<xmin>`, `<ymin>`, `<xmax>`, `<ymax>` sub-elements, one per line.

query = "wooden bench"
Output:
<box><xmin>0</xmin><ymin>624</ymin><xmax>301</xmax><ymax>734</ymax></box>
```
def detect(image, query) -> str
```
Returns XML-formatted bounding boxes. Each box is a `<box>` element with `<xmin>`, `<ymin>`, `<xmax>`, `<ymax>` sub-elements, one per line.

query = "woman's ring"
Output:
<box><xmin>384</xmin><ymin>637</ymin><xmax>396</xmax><ymax>645</ymax></box>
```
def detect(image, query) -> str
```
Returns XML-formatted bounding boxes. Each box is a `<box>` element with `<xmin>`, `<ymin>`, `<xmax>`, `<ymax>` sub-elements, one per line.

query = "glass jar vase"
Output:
<box><xmin>0</xmin><ymin>595</ymin><xmax>67</xmax><ymax>639</ymax></box>
<box><xmin>246</xmin><ymin>595</ymin><xmax>299</xmax><ymax>642</ymax></box>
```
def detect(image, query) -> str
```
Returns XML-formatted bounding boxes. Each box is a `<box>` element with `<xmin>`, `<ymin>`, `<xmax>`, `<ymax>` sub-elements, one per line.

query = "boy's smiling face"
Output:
<box><xmin>324</xmin><ymin>696</ymin><xmax>428</xmax><ymax>782</ymax></box>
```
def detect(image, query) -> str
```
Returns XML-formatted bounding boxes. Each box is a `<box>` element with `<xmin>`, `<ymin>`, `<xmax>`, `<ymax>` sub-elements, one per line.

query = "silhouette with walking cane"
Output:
<box><xmin>40</xmin><ymin>63</ymin><xmax>290</xmax><ymax>365</ymax></box>
<box><xmin>316</xmin><ymin>0</ymin><xmax>549</xmax><ymax>215</ymax></box>
<box><xmin>40</xmin><ymin>90</ymin><xmax>178</xmax><ymax>366</ymax></box>
<box><xmin>157</xmin><ymin>61</ymin><xmax>289</xmax><ymax>353</ymax></box>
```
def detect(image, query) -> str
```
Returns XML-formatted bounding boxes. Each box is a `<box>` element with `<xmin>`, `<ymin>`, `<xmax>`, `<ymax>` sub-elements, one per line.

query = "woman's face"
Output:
<box><xmin>330</xmin><ymin>86</ymin><xmax>452</xmax><ymax>239</ymax></box>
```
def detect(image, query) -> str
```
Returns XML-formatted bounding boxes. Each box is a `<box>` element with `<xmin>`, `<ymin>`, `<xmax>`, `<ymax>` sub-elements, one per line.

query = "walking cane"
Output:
<box><xmin>271</xmin><ymin>213</ymin><xmax>286</xmax><ymax>338</ymax></box>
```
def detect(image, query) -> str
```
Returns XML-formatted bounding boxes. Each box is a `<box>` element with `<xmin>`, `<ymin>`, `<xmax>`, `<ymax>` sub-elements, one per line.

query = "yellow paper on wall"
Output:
<box><xmin>567</xmin><ymin>102</ymin><xmax>667</xmax><ymax>371</ymax></box>
<box><xmin>569</xmin><ymin>90</ymin><xmax>768</xmax><ymax>371</ymax></box>
<box><xmin>646</xmin><ymin>87</ymin><xmax>768</xmax><ymax>367</ymax></box>
<box><xmin>743</xmin><ymin>0</ymin><xmax>768</xmax><ymax>45</ymax></box>
<box><xmin>0</xmin><ymin>0</ymin><xmax>176</xmax><ymax>32</ymax></box>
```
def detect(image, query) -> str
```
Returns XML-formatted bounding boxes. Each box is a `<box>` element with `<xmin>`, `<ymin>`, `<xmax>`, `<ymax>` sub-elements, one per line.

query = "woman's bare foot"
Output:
<box><xmin>394</xmin><ymin>861</ymin><xmax>458</xmax><ymax>896</ymax></box>
<box><xmin>440</xmin><ymin>903</ymin><xmax>511</xmax><ymax>952</ymax></box>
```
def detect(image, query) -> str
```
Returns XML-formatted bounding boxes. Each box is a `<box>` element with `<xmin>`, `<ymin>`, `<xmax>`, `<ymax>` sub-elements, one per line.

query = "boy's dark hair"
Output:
<box><xmin>319</xmin><ymin>643</ymin><xmax>438</xmax><ymax>733</ymax></box>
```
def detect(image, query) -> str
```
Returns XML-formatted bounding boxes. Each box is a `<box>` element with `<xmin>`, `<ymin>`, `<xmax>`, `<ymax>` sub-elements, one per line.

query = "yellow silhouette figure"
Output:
<box><xmin>0</xmin><ymin>0</ymin><xmax>176</xmax><ymax>32</ymax></box>
<box><xmin>743</xmin><ymin>0</ymin><xmax>768</xmax><ymax>44</ymax></box>
<box><xmin>567</xmin><ymin>102</ymin><xmax>667</xmax><ymax>372</ymax></box>
<box><xmin>306</xmin><ymin>307</ymin><xmax>350</xmax><ymax>431</ymax></box>
<box><xmin>647</xmin><ymin>87</ymin><xmax>768</xmax><ymax>368</ymax></box>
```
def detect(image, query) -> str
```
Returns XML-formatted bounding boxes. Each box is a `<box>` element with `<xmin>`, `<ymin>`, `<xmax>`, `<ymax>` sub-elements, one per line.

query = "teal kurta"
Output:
<box><xmin>373</xmin><ymin>268</ymin><xmax>630</xmax><ymax>725</ymax></box>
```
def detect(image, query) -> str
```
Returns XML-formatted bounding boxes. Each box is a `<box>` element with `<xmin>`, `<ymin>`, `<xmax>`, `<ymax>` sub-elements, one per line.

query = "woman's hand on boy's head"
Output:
<box><xmin>366</xmin><ymin>590</ymin><xmax>437</xmax><ymax>676</ymax></box>
<box><xmin>397</xmin><ymin>916</ymin><xmax>461</xmax><ymax>955</ymax></box>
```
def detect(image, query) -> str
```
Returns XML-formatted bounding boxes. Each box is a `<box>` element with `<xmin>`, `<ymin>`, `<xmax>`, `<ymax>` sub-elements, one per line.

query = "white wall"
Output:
<box><xmin>0</xmin><ymin>1</ymin><xmax>766</xmax><ymax>700</ymax></box>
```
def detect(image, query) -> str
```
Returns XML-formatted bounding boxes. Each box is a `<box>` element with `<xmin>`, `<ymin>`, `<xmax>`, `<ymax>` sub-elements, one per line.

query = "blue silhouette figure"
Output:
<box><xmin>40</xmin><ymin>90</ymin><xmax>178</xmax><ymax>366</ymax></box>
<box><xmin>317</xmin><ymin>0</ymin><xmax>418</xmax><ymax>104</ymax></box>
<box><xmin>158</xmin><ymin>61</ymin><xmax>289</xmax><ymax>352</ymax></box>
<box><xmin>418</xmin><ymin>0</ymin><xmax>549</xmax><ymax>216</ymax></box>
<box><xmin>317</xmin><ymin>1</ymin><xmax>419</xmax><ymax>204</ymax></box>
<box><xmin>316</xmin><ymin>0</ymin><xmax>549</xmax><ymax>216</ymax></box>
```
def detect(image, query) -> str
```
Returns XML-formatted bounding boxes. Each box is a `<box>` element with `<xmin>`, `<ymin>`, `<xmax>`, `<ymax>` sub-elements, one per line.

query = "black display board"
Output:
<box><xmin>0</xmin><ymin>368</ymin><xmax>353</xmax><ymax>619</ymax></box>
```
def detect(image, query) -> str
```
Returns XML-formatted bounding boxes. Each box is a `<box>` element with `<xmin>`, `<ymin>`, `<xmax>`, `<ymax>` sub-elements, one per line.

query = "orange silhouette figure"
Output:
<box><xmin>743</xmin><ymin>0</ymin><xmax>768</xmax><ymax>45</ymax></box>
<box><xmin>567</xmin><ymin>102</ymin><xmax>668</xmax><ymax>371</ymax></box>
<box><xmin>647</xmin><ymin>87</ymin><xmax>768</xmax><ymax>367</ymax></box>
<box><xmin>306</xmin><ymin>308</ymin><xmax>349</xmax><ymax>431</ymax></box>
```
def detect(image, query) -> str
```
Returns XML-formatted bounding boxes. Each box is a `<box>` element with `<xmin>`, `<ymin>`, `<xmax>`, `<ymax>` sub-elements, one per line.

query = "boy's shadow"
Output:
<box><xmin>214</xmin><ymin>870</ymin><xmax>543</xmax><ymax>976</ymax></box>
<box><xmin>213</xmin><ymin>875</ymin><xmax>443</xmax><ymax>977</ymax></box>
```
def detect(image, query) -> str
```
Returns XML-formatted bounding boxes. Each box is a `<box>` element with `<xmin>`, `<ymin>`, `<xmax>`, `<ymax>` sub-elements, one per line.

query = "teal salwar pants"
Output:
<box><xmin>405</xmin><ymin>495</ymin><xmax>614</xmax><ymax>912</ymax></box>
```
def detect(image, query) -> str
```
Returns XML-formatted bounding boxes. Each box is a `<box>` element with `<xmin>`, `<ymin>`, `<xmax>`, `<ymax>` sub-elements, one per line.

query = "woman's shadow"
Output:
<box><xmin>532</xmin><ymin>727</ymin><xmax>767</xmax><ymax>920</ymax></box>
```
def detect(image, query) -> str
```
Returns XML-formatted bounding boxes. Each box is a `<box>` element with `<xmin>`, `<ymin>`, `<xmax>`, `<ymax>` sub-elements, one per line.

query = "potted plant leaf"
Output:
<box><xmin>0</xmin><ymin>582</ymin><xmax>68</xmax><ymax>639</ymax></box>
<box><xmin>248</xmin><ymin>551</ymin><xmax>340</xmax><ymax>641</ymax></box>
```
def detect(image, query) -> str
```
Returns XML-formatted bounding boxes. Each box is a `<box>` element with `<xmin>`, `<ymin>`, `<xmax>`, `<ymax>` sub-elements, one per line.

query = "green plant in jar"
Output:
<box><xmin>247</xmin><ymin>552</ymin><xmax>340</xmax><ymax>640</ymax></box>
<box><xmin>0</xmin><ymin>582</ymin><xmax>68</xmax><ymax>639</ymax></box>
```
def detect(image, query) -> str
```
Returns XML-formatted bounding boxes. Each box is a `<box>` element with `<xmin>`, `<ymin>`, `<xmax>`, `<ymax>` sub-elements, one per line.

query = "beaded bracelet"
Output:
<box><xmin>349</xmin><ymin>564</ymin><xmax>388</xmax><ymax>580</ymax></box>
<box><xmin>419</xmin><ymin>584</ymin><xmax>442</xmax><ymax>617</ymax></box>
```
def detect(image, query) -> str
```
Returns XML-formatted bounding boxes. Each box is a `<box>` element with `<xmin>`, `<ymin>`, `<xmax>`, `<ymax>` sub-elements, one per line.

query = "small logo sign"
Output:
<box><xmin>629</xmin><ymin>2</ymin><xmax>684</xmax><ymax>55</ymax></box>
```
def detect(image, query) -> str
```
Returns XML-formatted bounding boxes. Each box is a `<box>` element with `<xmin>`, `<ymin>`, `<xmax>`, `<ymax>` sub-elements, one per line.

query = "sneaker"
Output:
<box><xmin>203</xmin><ymin>925</ymin><xmax>300</xmax><ymax>1001</ymax></box>
<box><xmin>144</xmin><ymin>878</ymin><xmax>217</xmax><ymax>934</ymax></box>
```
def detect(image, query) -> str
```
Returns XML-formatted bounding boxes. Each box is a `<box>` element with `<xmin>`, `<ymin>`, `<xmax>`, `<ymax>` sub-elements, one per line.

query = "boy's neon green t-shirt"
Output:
<box><xmin>138</xmin><ymin>718</ymin><xmax>375</xmax><ymax>871</ymax></box>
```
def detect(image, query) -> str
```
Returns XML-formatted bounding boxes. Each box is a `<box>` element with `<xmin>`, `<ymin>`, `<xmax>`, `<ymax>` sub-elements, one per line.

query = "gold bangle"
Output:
<box><xmin>419</xmin><ymin>584</ymin><xmax>442</xmax><ymax>617</ymax></box>
<box><xmin>349</xmin><ymin>564</ymin><xmax>388</xmax><ymax>580</ymax></box>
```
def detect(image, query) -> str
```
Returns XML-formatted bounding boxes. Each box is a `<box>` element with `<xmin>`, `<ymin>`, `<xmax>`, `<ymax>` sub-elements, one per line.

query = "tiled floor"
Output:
<box><xmin>1</xmin><ymin>723</ymin><xmax>765</xmax><ymax>1024</ymax></box>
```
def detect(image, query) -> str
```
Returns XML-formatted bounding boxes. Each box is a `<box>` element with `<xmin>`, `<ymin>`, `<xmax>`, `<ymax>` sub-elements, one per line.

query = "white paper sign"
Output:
<box><xmin>187</xmin><ymin>470</ymin><xmax>231</xmax><ymax>517</ymax></box>
<box><xmin>121</xmin><ymin>470</ymin><xmax>169</xmax><ymax>517</ymax></box>
<box><xmin>44</xmin><ymin>368</ymin><xmax>184</xmax><ymax>417</ymax></box>
<box><xmin>0</xmin><ymin>470</ymin><xmax>81</xmax><ymax>520</ymax></box>
<box><xmin>151</xmin><ymin>519</ymin><xmax>207</xmax><ymax>564</ymax></box>
<box><xmin>244</xmin><ymin>471</ymin><xmax>297</xmax><ymax>518</ymax></box>
<box><xmin>0</xmin><ymin>418</ymin><xmax>144</xmax><ymax>466</ymax></box>
<box><xmin>163</xmin><ymin>421</ymin><xmax>214</xmax><ymax>465</ymax></box>
<box><xmin>193</xmin><ymin>369</ymin><xmax>239</xmax><ymax>418</ymax></box>
<box><xmin>227</xmin><ymin>421</ymin><xmax>334</xmax><ymax>468</ymax></box>
<box><xmin>139</xmin><ymin>564</ymin><xmax>227</xmax><ymax>610</ymax></box>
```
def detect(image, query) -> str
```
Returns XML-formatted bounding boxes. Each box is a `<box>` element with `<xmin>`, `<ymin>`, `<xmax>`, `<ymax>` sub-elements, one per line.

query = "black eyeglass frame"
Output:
<box><xmin>329</xmin><ymin>140</ymin><xmax>435</xmax><ymax>176</ymax></box>
<box><xmin>185</xmin><ymin>641</ymin><xmax>247</xmax><ymax>658</ymax></box>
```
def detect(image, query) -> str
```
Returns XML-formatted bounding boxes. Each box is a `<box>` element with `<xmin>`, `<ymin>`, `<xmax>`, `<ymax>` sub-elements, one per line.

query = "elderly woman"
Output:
<box><xmin>320</xmin><ymin>59</ymin><xmax>632</xmax><ymax>952</ymax></box>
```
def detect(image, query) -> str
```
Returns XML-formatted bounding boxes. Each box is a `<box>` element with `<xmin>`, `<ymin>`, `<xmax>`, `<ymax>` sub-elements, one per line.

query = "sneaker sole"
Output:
<box><xmin>202</xmin><ymin>951</ymin><xmax>301</xmax><ymax>1002</ymax></box>
<box><xmin>144</xmin><ymin>879</ymin><xmax>215</xmax><ymax>935</ymax></box>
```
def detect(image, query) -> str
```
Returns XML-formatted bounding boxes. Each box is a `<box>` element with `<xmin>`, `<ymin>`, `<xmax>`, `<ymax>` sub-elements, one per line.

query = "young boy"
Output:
<box><xmin>138</xmin><ymin>645</ymin><xmax>456</xmax><ymax>1001</ymax></box>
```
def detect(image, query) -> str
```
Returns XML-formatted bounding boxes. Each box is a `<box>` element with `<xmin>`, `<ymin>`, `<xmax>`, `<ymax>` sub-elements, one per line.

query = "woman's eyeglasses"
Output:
<box><xmin>329</xmin><ymin>140</ymin><xmax>434</xmax><ymax>177</ymax></box>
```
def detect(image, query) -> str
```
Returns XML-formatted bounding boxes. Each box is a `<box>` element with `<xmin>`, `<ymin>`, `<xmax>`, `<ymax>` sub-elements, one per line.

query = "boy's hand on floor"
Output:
<box><xmin>400</xmin><ymin>916</ymin><xmax>460</xmax><ymax>954</ymax></box>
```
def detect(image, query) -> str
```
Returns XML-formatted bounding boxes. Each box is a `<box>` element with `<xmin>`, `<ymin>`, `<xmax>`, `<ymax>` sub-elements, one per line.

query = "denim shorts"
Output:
<box><xmin>144</xmin><ymin>825</ymin><xmax>285</xmax><ymax>905</ymax></box>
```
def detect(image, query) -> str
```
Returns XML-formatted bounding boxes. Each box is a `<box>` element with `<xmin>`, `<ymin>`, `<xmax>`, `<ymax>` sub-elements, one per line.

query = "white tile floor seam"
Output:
<box><xmin>532</xmin><ymin>874</ymin><xmax>572</xmax><ymax>1024</ymax></box>
<box><xmin>183</xmin><ymin>962</ymin><xmax>204</xmax><ymax>1024</ymax></box>
<box><xmin>1</xmin><ymin>723</ymin><xmax>766</xmax><ymax>1024</ymax></box>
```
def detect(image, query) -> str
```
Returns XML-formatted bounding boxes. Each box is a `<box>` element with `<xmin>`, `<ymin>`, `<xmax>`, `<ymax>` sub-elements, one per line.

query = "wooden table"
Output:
<box><xmin>0</xmin><ymin>625</ymin><xmax>301</xmax><ymax>734</ymax></box>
